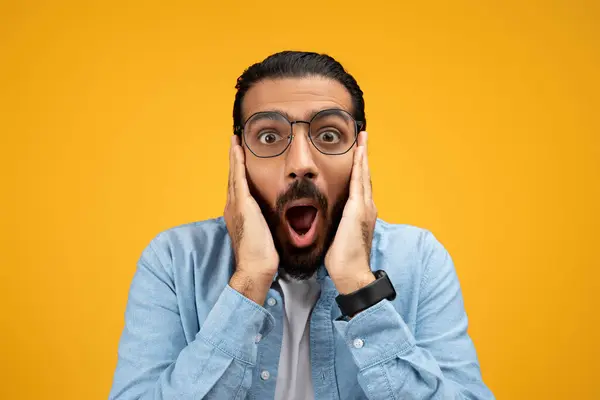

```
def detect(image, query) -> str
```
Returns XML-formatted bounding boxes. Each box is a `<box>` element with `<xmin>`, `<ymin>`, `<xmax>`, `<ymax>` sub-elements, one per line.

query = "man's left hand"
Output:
<box><xmin>325</xmin><ymin>131</ymin><xmax>378</xmax><ymax>294</ymax></box>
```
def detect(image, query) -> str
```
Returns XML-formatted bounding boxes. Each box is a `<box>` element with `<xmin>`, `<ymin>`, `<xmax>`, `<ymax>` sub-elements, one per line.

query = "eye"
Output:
<box><xmin>315</xmin><ymin>130</ymin><xmax>341</xmax><ymax>144</ymax></box>
<box><xmin>257</xmin><ymin>131</ymin><xmax>284</xmax><ymax>145</ymax></box>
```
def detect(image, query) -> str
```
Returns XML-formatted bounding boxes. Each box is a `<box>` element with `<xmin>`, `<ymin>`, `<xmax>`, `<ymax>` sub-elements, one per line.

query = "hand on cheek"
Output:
<box><xmin>324</xmin><ymin>131</ymin><xmax>378</xmax><ymax>294</ymax></box>
<box><xmin>224</xmin><ymin>135</ymin><xmax>279</xmax><ymax>305</ymax></box>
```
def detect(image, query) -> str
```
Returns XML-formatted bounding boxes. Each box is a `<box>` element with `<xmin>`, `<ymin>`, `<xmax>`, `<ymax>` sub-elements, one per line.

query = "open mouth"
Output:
<box><xmin>285</xmin><ymin>204</ymin><xmax>319</xmax><ymax>248</ymax></box>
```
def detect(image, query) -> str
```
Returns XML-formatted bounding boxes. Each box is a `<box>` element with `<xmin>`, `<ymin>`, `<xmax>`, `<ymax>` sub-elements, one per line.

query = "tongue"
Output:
<box><xmin>287</xmin><ymin>206</ymin><xmax>317</xmax><ymax>233</ymax></box>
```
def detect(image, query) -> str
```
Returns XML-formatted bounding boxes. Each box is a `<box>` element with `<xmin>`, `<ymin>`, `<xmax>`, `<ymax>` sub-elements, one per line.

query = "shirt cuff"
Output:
<box><xmin>198</xmin><ymin>284</ymin><xmax>275</xmax><ymax>365</ymax></box>
<box><xmin>333</xmin><ymin>300</ymin><xmax>416</xmax><ymax>370</ymax></box>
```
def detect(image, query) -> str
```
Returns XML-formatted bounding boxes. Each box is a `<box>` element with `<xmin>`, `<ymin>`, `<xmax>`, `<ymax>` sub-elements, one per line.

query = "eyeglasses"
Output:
<box><xmin>235</xmin><ymin>108</ymin><xmax>364</xmax><ymax>158</ymax></box>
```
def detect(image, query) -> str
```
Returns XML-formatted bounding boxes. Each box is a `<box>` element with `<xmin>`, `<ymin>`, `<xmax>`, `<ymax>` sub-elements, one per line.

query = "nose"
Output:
<box><xmin>284</xmin><ymin>122</ymin><xmax>318</xmax><ymax>181</ymax></box>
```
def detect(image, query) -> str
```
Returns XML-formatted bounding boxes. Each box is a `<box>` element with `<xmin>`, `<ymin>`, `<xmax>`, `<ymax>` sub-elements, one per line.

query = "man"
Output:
<box><xmin>109</xmin><ymin>51</ymin><xmax>494</xmax><ymax>399</ymax></box>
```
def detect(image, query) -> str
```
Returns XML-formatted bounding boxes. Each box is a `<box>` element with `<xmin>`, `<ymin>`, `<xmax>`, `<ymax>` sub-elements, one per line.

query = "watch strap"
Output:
<box><xmin>335</xmin><ymin>270</ymin><xmax>396</xmax><ymax>318</ymax></box>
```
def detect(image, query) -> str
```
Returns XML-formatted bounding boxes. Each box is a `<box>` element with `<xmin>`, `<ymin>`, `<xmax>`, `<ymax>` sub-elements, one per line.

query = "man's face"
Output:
<box><xmin>240</xmin><ymin>77</ymin><xmax>356</xmax><ymax>279</ymax></box>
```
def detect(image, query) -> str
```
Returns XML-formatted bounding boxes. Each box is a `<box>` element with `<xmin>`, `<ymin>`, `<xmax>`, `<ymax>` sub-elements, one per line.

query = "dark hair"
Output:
<box><xmin>233</xmin><ymin>51</ymin><xmax>366</xmax><ymax>134</ymax></box>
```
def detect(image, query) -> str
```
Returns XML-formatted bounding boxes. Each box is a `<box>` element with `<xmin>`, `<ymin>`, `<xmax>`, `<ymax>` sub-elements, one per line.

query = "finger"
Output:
<box><xmin>349</xmin><ymin>141</ymin><xmax>364</xmax><ymax>200</ymax></box>
<box><xmin>361</xmin><ymin>131</ymin><xmax>372</xmax><ymax>200</ymax></box>
<box><xmin>357</xmin><ymin>129</ymin><xmax>367</xmax><ymax>147</ymax></box>
<box><xmin>232</xmin><ymin>135</ymin><xmax>251</xmax><ymax>199</ymax></box>
<box><xmin>228</xmin><ymin>135</ymin><xmax>236</xmax><ymax>201</ymax></box>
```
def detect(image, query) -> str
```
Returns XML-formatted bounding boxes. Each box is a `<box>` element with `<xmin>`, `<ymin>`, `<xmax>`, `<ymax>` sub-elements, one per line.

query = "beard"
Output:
<box><xmin>248</xmin><ymin>177</ymin><xmax>348</xmax><ymax>280</ymax></box>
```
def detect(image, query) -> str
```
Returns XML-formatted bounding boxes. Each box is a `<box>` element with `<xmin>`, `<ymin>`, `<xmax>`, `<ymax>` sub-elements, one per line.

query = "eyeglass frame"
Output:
<box><xmin>233</xmin><ymin>108</ymin><xmax>365</xmax><ymax>159</ymax></box>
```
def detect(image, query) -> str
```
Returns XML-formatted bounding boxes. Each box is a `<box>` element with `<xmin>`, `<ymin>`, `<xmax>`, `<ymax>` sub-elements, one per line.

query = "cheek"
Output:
<box><xmin>245</xmin><ymin>157</ymin><xmax>282</xmax><ymax>206</ymax></box>
<box><xmin>320</xmin><ymin>158</ymin><xmax>353</xmax><ymax>204</ymax></box>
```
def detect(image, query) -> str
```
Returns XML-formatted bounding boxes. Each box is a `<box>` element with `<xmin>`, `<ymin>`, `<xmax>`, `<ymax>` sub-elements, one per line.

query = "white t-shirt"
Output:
<box><xmin>274</xmin><ymin>274</ymin><xmax>321</xmax><ymax>400</ymax></box>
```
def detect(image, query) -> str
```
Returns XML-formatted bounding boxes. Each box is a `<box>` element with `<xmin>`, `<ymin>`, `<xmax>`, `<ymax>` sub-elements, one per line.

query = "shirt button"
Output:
<box><xmin>254</xmin><ymin>334</ymin><xmax>262</xmax><ymax>343</ymax></box>
<box><xmin>353</xmin><ymin>338</ymin><xmax>364</xmax><ymax>349</ymax></box>
<box><xmin>260</xmin><ymin>370</ymin><xmax>270</xmax><ymax>380</ymax></box>
<box><xmin>267</xmin><ymin>297</ymin><xmax>277</xmax><ymax>307</ymax></box>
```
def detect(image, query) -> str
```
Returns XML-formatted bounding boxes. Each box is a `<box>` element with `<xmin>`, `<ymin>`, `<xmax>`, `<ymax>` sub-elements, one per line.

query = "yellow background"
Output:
<box><xmin>1</xmin><ymin>1</ymin><xmax>598</xmax><ymax>399</ymax></box>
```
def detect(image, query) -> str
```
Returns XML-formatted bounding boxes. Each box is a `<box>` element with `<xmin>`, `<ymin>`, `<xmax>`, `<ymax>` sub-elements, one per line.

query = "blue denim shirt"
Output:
<box><xmin>109</xmin><ymin>217</ymin><xmax>494</xmax><ymax>399</ymax></box>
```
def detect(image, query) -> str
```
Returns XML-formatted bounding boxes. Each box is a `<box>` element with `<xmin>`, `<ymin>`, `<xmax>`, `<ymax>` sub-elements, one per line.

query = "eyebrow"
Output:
<box><xmin>246</xmin><ymin>107</ymin><xmax>347</xmax><ymax>123</ymax></box>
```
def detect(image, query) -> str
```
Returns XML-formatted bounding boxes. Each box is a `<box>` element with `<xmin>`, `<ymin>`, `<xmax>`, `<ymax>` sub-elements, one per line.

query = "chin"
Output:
<box><xmin>277</xmin><ymin>232</ymin><xmax>327</xmax><ymax>280</ymax></box>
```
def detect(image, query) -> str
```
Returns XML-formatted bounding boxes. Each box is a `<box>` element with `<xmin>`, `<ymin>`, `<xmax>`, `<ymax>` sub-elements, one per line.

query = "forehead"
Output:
<box><xmin>241</xmin><ymin>77</ymin><xmax>353</xmax><ymax>122</ymax></box>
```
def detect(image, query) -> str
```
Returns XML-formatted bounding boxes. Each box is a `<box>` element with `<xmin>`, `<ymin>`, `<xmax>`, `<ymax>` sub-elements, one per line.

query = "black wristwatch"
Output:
<box><xmin>335</xmin><ymin>270</ymin><xmax>396</xmax><ymax>319</ymax></box>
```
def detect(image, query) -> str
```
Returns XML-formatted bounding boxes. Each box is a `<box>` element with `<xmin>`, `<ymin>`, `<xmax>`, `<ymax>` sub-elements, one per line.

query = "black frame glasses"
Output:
<box><xmin>234</xmin><ymin>108</ymin><xmax>364</xmax><ymax>158</ymax></box>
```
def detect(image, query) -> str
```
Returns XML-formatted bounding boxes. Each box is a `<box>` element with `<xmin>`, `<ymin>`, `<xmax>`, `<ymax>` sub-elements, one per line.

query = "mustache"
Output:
<box><xmin>275</xmin><ymin>179</ymin><xmax>328</xmax><ymax>213</ymax></box>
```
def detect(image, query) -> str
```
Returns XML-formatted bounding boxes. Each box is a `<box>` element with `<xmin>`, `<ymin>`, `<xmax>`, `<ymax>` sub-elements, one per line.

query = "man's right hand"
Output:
<box><xmin>224</xmin><ymin>135</ymin><xmax>279</xmax><ymax>306</ymax></box>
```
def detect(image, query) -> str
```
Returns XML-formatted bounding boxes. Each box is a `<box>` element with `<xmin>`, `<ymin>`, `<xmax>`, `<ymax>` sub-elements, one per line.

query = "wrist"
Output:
<box><xmin>331</xmin><ymin>269</ymin><xmax>376</xmax><ymax>295</ymax></box>
<box><xmin>229</xmin><ymin>270</ymin><xmax>274</xmax><ymax>306</ymax></box>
